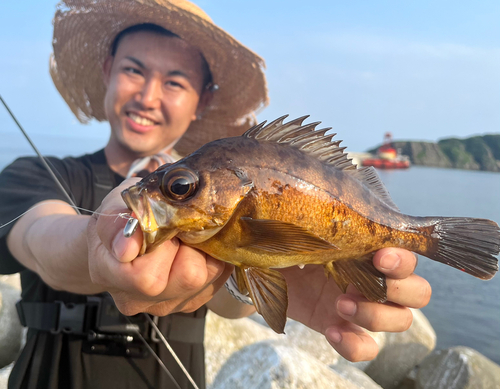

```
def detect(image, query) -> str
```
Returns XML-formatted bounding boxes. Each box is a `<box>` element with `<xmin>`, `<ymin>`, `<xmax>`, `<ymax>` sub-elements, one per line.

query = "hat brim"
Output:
<box><xmin>51</xmin><ymin>0</ymin><xmax>269</xmax><ymax>154</ymax></box>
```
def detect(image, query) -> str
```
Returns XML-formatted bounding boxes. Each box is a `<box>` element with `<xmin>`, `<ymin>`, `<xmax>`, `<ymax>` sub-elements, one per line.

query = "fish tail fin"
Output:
<box><xmin>325</xmin><ymin>254</ymin><xmax>387</xmax><ymax>303</ymax></box>
<box><xmin>423</xmin><ymin>218</ymin><xmax>499</xmax><ymax>280</ymax></box>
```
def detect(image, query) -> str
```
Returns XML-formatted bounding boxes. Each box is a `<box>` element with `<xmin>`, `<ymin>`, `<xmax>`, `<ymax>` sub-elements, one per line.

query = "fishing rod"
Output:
<box><xmin>0</xmin><ymin>94</ymin><xmax>199</xmax><ymax>389</ymax></box>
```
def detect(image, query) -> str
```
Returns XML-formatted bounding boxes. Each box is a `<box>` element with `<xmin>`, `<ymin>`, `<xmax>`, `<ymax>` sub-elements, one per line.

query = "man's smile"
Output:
<box><xmin>126</xmin><ymin>111</ymin><xmax>160</xmax><ymax>133</ymax></box>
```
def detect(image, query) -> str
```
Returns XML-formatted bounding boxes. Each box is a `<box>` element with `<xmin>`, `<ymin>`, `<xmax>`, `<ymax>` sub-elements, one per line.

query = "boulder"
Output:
<box><xmin>416</xmin><ymin>346</ymin><xmax>500</xmax><ymax>389</ymax></box>
<box><xmin>364</xmin><ymin>309</ymin><xmax>436</xmax><ymax>389</ymax></box>
<box><xmin>204</xmin><ymin>311</ymin><xmax>280</xmax><ymax>387</ymax></box>
<box><xmin>0</xmin><ymin>275</ymin><xmax>21</xmax><ymax>291</ymax></box>
<box><xmin>0</xmin><ymin>363</ymin><xmax>13</xmax><ymax>389</ymax></box>
<box><xmin>329</xmin><ymin>363</ymin><xmax>382</xmax><ymax>389</ymax></box>
<box><xmin>0</xmin><ymin>283</ymin><xmax>23</xmax><ymax>369</ymax></box>
<box><xmin>281</xmin><ymin>319</ymin><xmax>342</xmax><ymax>365</ymax></box>
<box><xmin>211</xmin><ymin>340</ymin><xmax>357</xmax><ymax>389</ymax></box>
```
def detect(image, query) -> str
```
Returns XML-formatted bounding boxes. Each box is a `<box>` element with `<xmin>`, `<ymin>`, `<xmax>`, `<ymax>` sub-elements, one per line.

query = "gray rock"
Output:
<box><xmin>364</xmin><ymin>309</ymin><xmax>436</xmax><ymax>389</ymax></box>
<box><xmin>281</xmin><ymin>319</ymin><xmax>343</xmax><ymax>365</ymax></box>
<box><xmin>0</xmin><ymin>283</ymin><xmax>22</xmax><ymax>369</ymax></box>
<box><xmin>0</xmin><ymin>275</ymin><xmax>21</xmax><ymax>291</ymax></box>
<box><xmin>416</xmin><ymin>346</ymin><xmax>500</xmax><ymax>389</ymax></box>
<box><xmin>204</xmin><ymin>311</ymin><xmax>280</xmax><ymax>387</ymax></box>
<box><xmin>329</xmin><ymin>363</ymin><xmax>382</xmax><ymax>389</ymax></box>
<box><xmin>0</xmin><ymin>363</ymin><xmax>13</xmax><ymax>389</ymax></box>
<box><xmin>211</xmin><ymin>340</ymin><xmax>357</xmax><ymax>389</ymax></box>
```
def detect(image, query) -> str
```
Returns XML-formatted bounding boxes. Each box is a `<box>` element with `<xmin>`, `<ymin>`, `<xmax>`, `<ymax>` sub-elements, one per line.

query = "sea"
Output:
<box><xmin>1</xmin><ymin>133</ymin><xmax>499</xmax><ymax>363</ymax></box>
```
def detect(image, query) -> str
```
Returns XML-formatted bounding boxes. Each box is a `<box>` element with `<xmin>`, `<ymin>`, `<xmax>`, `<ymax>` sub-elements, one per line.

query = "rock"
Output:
<box><xmin>438</xmin><ymin>139</ymin><xmax>481</xmax><ymax>170</ymax></box>
<box><xmin>0</xmin><ymin>283</ymin><xmax>22</xmax><ymax>369</ymax></box>
<box><xmin>211</xmin><ymin>340</ymin><xmax>357</xmax><ymax>389</ymax></box>
<box><xmin>204</xmin><ymin>311</ymin><xmax>280</xmax><ymax>387</ymax></box>
<box><xmin>398</xmin><ymin>141</ymin><xmax>453</xmax><ymax>168</ymax></box>
<box><xmin>281</xmin><ymin>319</ymin><xmax>342</xmax><ymax>365</ymax></box>
<box><xmin>329</xmin><ymin>363</ymin><xmax>382</xmax><ymax>389</ymax></box>
<box><xmin>0</xmin><ymin>363</ymin><xmax>13</xmax><ymax>389</ymax></box>
<box><xmin>364</xmin><ymin>309</ymin><xmax>436</xmax><ymax>389</ymax></box>
<box><xmin>0</xmin><ymin>275</ymin><xmax>21</xmax><ymax>291</ymax></box>
<box><xmin>416</xmin><ymin>346</ymin><xmax>500</xmax><ymax>389</ymax></box>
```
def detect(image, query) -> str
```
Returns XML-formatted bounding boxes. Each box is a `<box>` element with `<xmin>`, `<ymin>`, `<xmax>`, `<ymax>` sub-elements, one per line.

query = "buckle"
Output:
<box><xmin>88</xmin><ymin>295</ymin><xmax>141</xmax><ymax>334</ymax></box>
<box><xmin>52</xmin><ymin>301</ymin><xmax>87</xmax><ymax>334</ymax></box>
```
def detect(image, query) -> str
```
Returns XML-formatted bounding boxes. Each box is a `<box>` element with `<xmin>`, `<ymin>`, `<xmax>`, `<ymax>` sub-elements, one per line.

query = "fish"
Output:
<box><xmin>121</xmin><ymin>115</ymin><xmax>500</xmax><ymax>334</ymax></box>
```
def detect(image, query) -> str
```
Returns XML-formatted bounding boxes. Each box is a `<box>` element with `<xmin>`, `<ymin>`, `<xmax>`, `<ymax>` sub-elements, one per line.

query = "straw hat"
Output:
<box><xmin>50</xmin><ymin>0</ymin><xmax>269</xmax><ymax>155</ymax></box>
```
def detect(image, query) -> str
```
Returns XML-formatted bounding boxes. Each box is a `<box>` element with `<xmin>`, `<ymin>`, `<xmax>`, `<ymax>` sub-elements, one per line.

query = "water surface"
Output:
<box><xmin>377</xmin><ymin>166</ymin><xmax>500</xmax><ymax>363</ymax></box>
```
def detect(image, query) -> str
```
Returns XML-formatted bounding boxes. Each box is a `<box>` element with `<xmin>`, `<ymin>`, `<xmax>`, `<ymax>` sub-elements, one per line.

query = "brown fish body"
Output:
<box><xmin>122</xmin><ymin>116</ymin><xmax>500</xmax><ymax>333</ymax></box>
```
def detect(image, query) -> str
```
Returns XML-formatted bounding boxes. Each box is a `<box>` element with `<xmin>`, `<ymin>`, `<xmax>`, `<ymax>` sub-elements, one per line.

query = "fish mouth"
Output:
<box><xmin>121</xmin><ymin>186</ymin><xmax>178</xmax><ymax>254</ymax></box>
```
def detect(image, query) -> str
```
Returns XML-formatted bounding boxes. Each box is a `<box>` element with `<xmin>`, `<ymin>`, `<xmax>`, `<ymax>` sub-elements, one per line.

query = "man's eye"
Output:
<box><xmin>124</xmin><ymin>67</ymin><xmax>142</xmax><ymax>75</ymax></box>
<box><xmin>166</xmin><ymin>80</ymin><xmax>183</xmax><ymax>89</ymax></box>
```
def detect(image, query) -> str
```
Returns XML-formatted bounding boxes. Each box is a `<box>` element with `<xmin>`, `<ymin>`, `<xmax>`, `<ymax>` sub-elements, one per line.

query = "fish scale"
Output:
<box><xmin>122</xmin><ymin>116</ymin><xmax>500</xmax><ymax>334</ymax></box>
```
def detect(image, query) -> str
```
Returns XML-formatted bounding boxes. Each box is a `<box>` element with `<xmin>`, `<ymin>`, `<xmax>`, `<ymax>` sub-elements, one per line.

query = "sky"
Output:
<box><xmin>0</xmin><ymin>0</ymin><xmax>499</xmax><ymax>157</ymax></box>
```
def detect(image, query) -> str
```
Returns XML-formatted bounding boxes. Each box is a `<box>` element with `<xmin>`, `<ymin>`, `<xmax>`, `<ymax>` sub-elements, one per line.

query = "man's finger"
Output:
<box><xmin>386</xmin><ymin>274</ymin><xmax>431</xmax><ymax>308</ymax></box>
<box><xmin>336</xmin><ymin>293</ymin><xmax>413</xmax><ymax>333</ymax></box>
<box><xmin>95</xmin><ymin>177</ymin><xmax>143</xmax><ymax>262</ymax></box>
<box><xmin>325</xmin><ymin>321</ymin><xmax>379</xmax><ymax>362</ymax></box>
<box><xmin>373</xmin><ymin>248</ymin><xmax>418</xmax><ymax>279</ymax></box>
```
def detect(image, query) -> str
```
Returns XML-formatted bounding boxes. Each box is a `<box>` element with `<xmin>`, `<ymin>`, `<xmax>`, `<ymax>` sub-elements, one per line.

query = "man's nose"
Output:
<box><xmin>138</xmin><ymin>78</ymin><xmax>162</xmax><ymax>109</ymax></box>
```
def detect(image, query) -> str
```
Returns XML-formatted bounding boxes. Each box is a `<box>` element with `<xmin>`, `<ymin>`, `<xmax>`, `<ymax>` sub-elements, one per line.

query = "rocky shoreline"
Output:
<box><xmin>1</xmin><ymin>275</ymin><xmax>499</xmax><ymax>389</ymax></box>
<box><xmin>368</xmin><ymin>134</ymin><xmax>500</xmax><ymax>172</ymax></box>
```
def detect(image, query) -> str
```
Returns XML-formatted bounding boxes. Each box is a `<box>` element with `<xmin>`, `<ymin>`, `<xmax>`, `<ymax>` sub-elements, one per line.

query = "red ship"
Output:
<box><xmin>362</xmin><ymin>132</ymin><xmax>410</xmax><ymax>169</ymax></box>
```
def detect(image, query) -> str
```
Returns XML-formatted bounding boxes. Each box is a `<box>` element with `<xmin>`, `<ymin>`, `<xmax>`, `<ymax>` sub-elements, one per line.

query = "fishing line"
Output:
<box><xmin>0</xmin><ymin>202</ymin><xmax>132</xmax><ymax>230</ymax></box>
<box><xmin>0</xmin><ymin>95</ymin><xmax>81</xmax><ymax>213</ymax></box>
<box><xmin>1</xmin><ymin>93</ymin><xmax>196</xmax><ymax>387</ymax></box>
<box><xmin>143</xmin><ymin>313</ymin><xmax>200</xmax><ymax>389</ymax></box>
<box><xmin>125</xmin><ymin>317</ymin><xmax>183</xmax><ymax>389</ymax></box>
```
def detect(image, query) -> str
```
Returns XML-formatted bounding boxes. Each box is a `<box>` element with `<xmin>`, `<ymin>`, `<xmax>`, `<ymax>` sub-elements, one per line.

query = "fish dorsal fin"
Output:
<box><xmin>243</xmin><ymin>116</ymin><xmax>399</xmax><ymax>212</ymax></box>
<box><xmin>350</xmin><ymin>167</ymin><xmax>400</xmax><ymax>211</ymax></box>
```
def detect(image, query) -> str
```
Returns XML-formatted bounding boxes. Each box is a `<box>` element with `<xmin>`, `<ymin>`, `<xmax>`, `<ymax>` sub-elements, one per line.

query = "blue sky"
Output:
<box><xmin>0</xmin><ymin>1</ymin><xmax>498</xmax><ymax>157</ymax></box>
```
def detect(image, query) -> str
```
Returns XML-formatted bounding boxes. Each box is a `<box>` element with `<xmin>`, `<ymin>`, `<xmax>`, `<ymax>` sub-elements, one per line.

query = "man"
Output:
<box><xmin>0</xmin><ymin>1</ymin><xmax>431</xmax><ymax>388</ymax></box>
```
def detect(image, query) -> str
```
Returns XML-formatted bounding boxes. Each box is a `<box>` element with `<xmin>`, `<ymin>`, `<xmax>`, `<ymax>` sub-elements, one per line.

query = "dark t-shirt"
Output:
<box><xmin>0</xmin><ymin>150</ymin><xmax>206</xmax><ymax>389</ymax></box>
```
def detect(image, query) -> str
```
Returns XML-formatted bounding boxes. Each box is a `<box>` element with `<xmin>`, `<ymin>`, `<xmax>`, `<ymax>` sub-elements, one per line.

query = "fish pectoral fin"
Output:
<box><xmin>328</xmin><ymin>254</ymin><xmax>387</xmax><ymax>303</ymax></box>
<box><xmin>240</xmin><ymin>266</ymin><xmax>288</xmax><ymax>334</ymax></box>
<box><xmin>240</xmin><ymin>217</ymin><xmax>339</xmax><ymax>253</ymax></box>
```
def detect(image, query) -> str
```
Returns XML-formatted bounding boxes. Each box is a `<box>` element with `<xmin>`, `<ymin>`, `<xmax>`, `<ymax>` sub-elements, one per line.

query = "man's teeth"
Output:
<box><xmin>129</xmin><ymin>113</ymin><xmax>155</xmax><ymax>126</ymax></box>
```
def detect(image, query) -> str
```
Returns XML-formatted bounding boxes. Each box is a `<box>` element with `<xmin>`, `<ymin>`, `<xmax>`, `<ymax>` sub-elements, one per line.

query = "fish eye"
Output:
<box><xmin>161</xmin><ymin>169</ymin><xmax>198</xmax><ymax>201</ymax></box>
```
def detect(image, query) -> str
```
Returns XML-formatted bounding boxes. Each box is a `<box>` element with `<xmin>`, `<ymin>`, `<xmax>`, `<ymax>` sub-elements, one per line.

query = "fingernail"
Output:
<box><xmin>380</xmin><ymin>252</ymin><xmax>401</xmax><ymax>271</ymax></box>
<box><xmin>112</xmin><ymin>234</ymin><xmax>127</xmax><ymax>259</ymax></box>
<box><xmin>326</xmin><ymin>327</ymin><xmax>342</xmax><ymax>344</ymax></box>
<box><xmin>337</xmin><ymin>298</ymin><xmax>357</xmax><ymax>316</ymax></box>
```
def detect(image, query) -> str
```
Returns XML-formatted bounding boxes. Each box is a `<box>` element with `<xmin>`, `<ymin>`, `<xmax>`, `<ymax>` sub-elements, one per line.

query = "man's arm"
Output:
<box><xmin>206</xmin><ymin>286</ymin><xmax>256</xmax><ymax>319</ymax></box>
<box><xmin>7</xmin><ymin>200</ymin><xmax>102</xmax><ymax>294</ymax></box>
<box><xmin>6</xmin><ymin>178</ymin><xmax>232</xmax><ymax>316</ymax></box>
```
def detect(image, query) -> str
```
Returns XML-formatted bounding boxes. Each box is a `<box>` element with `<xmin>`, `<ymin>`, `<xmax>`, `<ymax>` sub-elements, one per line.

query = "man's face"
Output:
<box><xmin>103</xmin><ymin>31</ymin><xmax>209</xmax><ymax>157</ymax></box>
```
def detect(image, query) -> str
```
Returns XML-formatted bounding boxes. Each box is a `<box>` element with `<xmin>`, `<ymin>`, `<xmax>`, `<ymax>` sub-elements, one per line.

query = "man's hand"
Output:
<box><xmin>87</xmin><ymin>178</ymin><xmax>233</xmax><ymax>316</ymax></box>
<box><xmin>280</xmin><ymin>249</ymin><xmax>431</xmax><ymax>362</ymax></box>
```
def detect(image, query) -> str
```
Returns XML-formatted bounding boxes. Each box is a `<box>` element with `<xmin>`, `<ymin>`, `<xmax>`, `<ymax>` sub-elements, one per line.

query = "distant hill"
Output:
<box><xmin>368</xmin><ymin>134</ymin><xmax>500</xmax><ymax>172</ymax></box>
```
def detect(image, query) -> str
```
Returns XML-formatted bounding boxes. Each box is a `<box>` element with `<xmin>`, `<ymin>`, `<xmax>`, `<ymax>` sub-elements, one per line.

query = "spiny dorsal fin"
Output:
<box><xmin>350</xmin><ymin>167</ymin><xmax>400</xmax><ymax>211</ymax></box>
<box><xmin>243</xmin><ymin>116</ymin><xmax>399</xmax><ymax>211</ymax></box>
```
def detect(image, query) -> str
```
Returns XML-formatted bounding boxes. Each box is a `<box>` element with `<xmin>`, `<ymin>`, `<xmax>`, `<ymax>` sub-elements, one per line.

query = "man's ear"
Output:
<box><xmin>194</xmin><ymin>89</ymin><xmax>214</xmax><ymax>120</ymax></box>
<box><xmin>102</xmin><ymin>56</ymin><xmax>114</xmax><ymax>87</ymax></box>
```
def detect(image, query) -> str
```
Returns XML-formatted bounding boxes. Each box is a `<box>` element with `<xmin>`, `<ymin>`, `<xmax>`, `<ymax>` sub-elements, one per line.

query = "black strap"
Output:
<box><xmin>16</xmin><ymin>301</ymin><xmax>92</xmax><ymax>334</ymax></box>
